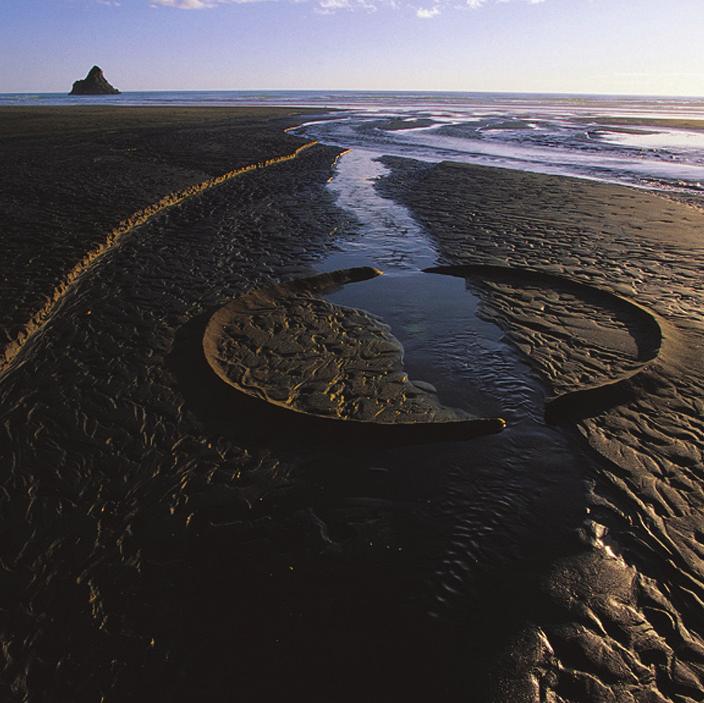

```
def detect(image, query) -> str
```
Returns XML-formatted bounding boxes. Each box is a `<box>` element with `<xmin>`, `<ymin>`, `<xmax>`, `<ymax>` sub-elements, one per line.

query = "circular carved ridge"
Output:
<box><xmin>425</xmin><ymin>264</ymin><xmax>665</xmax><ymax>423</ymax></box>
<box><xmin>203</xmin><ymin>267</ymin><xmax>506</xmax><ymax>444</ymax></box>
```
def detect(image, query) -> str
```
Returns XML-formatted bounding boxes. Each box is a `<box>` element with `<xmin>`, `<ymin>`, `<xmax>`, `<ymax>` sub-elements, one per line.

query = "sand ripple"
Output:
<box><xmin>382</xmin><ymin>157</ymin><xmax>704</xmax><ymax>700</ymax></box>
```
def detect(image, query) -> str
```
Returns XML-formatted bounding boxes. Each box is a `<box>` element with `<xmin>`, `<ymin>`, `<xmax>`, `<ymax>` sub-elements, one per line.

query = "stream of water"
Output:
<box><xmin>313</xmin><ymin>146</ymin><xmax>598</xmax><ymax>620</ymax></box>
<box><xmin>318</xmin><ymin>147</ymin><xmax>544</xmax><ymax>425</ymax></box>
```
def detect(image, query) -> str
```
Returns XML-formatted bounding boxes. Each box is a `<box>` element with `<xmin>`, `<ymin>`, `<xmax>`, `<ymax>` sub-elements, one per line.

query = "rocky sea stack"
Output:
<box><xmin>70</xmin><ymin>66</ymin><xmax>120</xmax><ymax>95</ymax></box>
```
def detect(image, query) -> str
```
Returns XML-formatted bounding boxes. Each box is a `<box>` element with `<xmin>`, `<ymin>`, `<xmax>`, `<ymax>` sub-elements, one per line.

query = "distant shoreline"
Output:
<box><xmin>2</xmin><ymin>88</ymin><xmax>704</xmax><ymax>99</ymax></box>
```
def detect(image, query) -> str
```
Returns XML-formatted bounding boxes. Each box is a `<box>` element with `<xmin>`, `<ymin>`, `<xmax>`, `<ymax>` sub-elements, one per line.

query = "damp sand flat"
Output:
<box><xmin>381</xmin><ymin>158</ymin><xmax>704</xmax><ymax>700</ymax></box>
<box><xmin>1</xmin><ymin>107</ymin><xmax>703</xmax><ymax>702</ymax></box>
<box><xmin>0</xmin><ymin>105</ymin><xmax>325</xmax><ymax>349</ymax></box>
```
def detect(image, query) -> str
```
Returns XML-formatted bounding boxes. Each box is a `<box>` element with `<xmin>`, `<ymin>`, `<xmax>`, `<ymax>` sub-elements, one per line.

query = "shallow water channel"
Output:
<box><xmin>318</xmin><ymin>148</ymin><xmax>543</xmax><ymax>422</ymax></box>
<box><xmin>313</xmin><ymin>148</ymin><xmax>597</xmax><ymax>621</ymax></box>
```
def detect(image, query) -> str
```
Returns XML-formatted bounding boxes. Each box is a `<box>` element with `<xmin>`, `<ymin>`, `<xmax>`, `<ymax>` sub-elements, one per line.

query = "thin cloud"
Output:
<box><xmin>416</xmin><ymin>5</ymin><xmax>439</xmax><ymax>17</ymax></box>
<box><xmin>150</xmin><ymin>0</ymin><xmax>546</xmax><ymax>14</ymax></box>
<box><xmin>151</xmin><ymin>0</ymin><xmax>214</xmax><ymax>8</ymax></box>
<box><xmin>316</xmin><ymin>0</ymin><xmax>351</xmax><ymax>10</ymax></box>
<box><xmin>150</xmin><ymin>0</ymin><xmax>260</xmax><ymax>8</ymax></box>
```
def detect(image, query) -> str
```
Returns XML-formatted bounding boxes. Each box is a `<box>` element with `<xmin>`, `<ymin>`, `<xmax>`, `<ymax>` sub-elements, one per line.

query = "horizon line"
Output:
<box><xmin>2</xmin><ymin>88</ymin><xmax>704</xmax><ymax>100</ymax></box>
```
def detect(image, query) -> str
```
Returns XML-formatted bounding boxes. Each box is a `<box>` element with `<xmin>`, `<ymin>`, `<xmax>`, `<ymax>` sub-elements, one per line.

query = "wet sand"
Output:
<box><xmin>1</xmin><ymin>107</ymin><xmax>703</xmax><ymax>702</ymax></box>
<box><xmin>0</xmin><ymin>106</ymin><xmax>324</xmax><ymax>352</ymax></box>
<box><xmin>575</xmin><ymin>116</ymin><xmax>704</xmax><ymax>131</ymax></box>
<box><xmin>381</xmin><ymin>159</ymin><xmax>704</xmax><ymax>700</ymax></box>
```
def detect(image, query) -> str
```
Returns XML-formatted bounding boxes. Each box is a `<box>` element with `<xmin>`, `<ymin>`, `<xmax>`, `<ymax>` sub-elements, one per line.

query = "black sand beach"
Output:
<box><xmin>1</xmin><ymin>107</ymin><xmax>703</xmax><ymax>702</ymax></box>
<box><xmin>380</xmin><ymin>159</ymin><xmax>704</xmax><ymax>701</ymax></box>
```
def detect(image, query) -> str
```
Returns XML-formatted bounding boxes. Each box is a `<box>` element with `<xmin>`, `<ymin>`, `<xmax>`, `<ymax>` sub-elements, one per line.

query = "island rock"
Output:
<box><xmin>70</xmin><ymin>66</ymin><xmax>120</xmax><ymax>95</ymax></box>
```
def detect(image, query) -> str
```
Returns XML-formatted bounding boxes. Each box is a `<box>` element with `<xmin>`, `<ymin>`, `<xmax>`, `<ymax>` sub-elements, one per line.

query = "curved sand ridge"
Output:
<box><xmin>426</xmin><ymin>264</ymin><xmax>667</xmax><ymax>423</ymax></box>
<box><xmin>203</xmin><ymin>267</ymin><xmax>506</xmax><ymax>443</ymax></box>
<box><xmin>0</xmin><ymin>138</ymin><xmax>319</xmax><ymax>378</ymax></box>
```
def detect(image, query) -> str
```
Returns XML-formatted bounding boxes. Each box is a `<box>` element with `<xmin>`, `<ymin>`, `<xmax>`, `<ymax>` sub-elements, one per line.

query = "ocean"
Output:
<box><xmin>3</xmin><ymin>90</ymin><xmax>704</xmax><ymax>197</ymax></box>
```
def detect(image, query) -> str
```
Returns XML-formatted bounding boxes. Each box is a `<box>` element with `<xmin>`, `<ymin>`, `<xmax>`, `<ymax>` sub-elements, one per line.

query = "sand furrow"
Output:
<box><xmin>0</xmin><ymin>138</ymin><xmax>318</xmax><ymax>377</ymax></box>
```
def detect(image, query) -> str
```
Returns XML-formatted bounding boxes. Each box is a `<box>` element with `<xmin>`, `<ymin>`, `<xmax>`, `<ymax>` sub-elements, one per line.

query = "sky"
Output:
<box><xmin>1</xmin><ymin>0</ymin><xmax>703</xmax><ymax>95</ymax></box>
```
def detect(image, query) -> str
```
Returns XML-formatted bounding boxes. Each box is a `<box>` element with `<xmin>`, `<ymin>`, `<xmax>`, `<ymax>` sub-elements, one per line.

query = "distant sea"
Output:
<box><xmin>4</xmin><ymin>90</ymin><xmax>704</xmax><ymax>197</ymax></box>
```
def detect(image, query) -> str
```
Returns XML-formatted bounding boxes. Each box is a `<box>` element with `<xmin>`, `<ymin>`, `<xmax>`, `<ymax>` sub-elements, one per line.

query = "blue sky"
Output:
<box><xmin>1</xmin><ymin>0</ymin><xmax>703</xmax><ymax>95</ymax></box>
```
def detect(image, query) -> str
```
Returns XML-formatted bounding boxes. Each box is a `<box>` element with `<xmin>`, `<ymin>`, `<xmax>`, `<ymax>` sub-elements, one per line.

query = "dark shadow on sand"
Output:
<box><xmin>165</xmin><ymin>309</ymin><xmax>591</xmax><ymax>702</ymax></box>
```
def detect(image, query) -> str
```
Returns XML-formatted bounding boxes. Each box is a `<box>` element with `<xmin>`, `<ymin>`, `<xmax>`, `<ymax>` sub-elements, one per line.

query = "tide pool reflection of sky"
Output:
<box><xmin>0</xmin><ymin>0</ymin><xmax>703</xmax><ymax>95</ymax></box>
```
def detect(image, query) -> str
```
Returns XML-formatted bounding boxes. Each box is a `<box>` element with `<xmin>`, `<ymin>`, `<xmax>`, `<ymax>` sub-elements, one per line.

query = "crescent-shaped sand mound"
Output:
<box><xmin>203</xmin><ymin>267</ymin><xmax>506</xmax><ymax>441</ymax></box>
<box><xmin>425</xmin><ymin>265</ymin><xmax>666</xmax><ymax>423</ymax></box>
